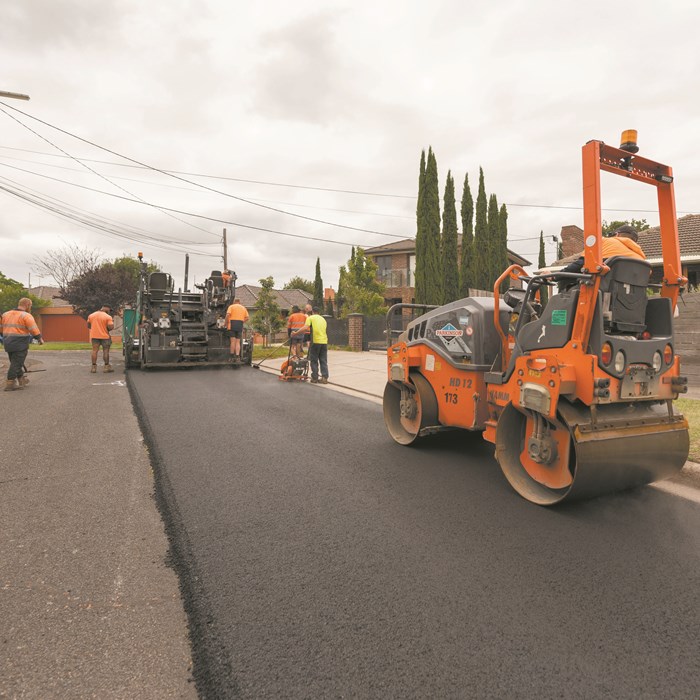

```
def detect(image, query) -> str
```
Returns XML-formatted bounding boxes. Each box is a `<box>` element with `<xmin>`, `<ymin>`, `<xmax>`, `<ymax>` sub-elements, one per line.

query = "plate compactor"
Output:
<box><xmin>383</xmin><ymin>133</ymin><xmax>690</xmax><ymax>505</ymax></box>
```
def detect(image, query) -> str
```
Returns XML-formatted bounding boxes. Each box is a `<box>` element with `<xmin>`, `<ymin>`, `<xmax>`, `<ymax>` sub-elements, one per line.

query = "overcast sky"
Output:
<box><xmin>1</xmin><ymin>0</ymin><xmax>699</xmax><ymax>292</ymax></box>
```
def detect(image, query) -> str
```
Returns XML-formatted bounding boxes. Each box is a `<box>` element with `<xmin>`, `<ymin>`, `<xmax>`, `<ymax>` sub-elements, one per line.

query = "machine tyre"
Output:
<box><xmin>383</xmin><ymin>372</ymin><xmax>439</xmax><ymax>446</ymax></box>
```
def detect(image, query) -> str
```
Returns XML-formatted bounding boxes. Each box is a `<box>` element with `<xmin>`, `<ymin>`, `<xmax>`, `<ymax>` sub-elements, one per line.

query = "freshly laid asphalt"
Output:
<box><xmin>4</xmin><ymin>348</ymin><xmax>700</xmax><ymax>699</ymax></box>
<box><xmin>129</xmin><ymin>360</ymin><xmax>700</xmax><ymax>699</ymax></box>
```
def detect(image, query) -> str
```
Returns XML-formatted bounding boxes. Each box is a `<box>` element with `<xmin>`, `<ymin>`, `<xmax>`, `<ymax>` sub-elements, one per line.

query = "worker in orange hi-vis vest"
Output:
<box><xmin>287</xmin><ymin>305</ymin><xmax>307</xmax><ymax>356</ymax></box>
<box><xmin>225</xmin><ymin>298</ymin><xmax>249</xmax><ymax>360</ymax></box>
<box><xmin>0</xmin><ymin>297</ymin><xmax>44</xmax><ymax>392</ymax></box>
<box><xmin>87</xmin><ymin>305</ymin><xmax>115</xmax><ymax>374</ymax></box>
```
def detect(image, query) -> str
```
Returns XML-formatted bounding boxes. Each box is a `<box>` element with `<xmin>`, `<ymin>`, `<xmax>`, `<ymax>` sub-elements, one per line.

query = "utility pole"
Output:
<box><xmin>0</xmin><ymin>91</ymin><xmax>30</xmax><ymax>101</ymax></box>
<box><xmin>223</xmin><ymin>228</ymin><xmax>228</xmax><ymax>270</ymax></box>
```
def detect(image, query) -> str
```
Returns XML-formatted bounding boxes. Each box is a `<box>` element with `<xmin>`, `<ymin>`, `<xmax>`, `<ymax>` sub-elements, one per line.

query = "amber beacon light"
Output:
<box><xmin>619</xmin><ymin>129</ymin><xmax>639</xmax><ymax>153</ymax></box>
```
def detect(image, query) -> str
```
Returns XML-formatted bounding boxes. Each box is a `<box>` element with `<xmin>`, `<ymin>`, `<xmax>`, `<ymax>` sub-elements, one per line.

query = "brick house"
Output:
<box><xmin>365</xmin><ymin>237</ymin><xmax>532</xmax><ymax>306</ymax></box>
<box><xmin>28</xmin><ymin>286</ymin><xmax>87</xmax><ymax>342</ymax></box>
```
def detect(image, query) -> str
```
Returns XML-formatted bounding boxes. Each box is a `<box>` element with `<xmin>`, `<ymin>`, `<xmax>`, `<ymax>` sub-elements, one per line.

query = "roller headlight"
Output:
<box><xmin>652</xmin><ymin>351</ymin><xmax>662</xmax><ymax>373</ymax></box>
<box><xmin>614</xmin><ymin>350</ymin><xmax>626</xmax><ymax>374</ymax></box>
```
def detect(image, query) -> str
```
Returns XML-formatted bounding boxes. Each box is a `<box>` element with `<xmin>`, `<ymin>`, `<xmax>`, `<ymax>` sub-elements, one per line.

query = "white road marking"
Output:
<box><xmin>91</xmin><ymin>380</ymin><xmax>126</xmax><ymax>386</ymax></box>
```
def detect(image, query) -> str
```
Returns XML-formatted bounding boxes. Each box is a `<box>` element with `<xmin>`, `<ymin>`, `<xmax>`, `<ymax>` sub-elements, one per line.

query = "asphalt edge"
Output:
<box><xmin>126</xmin><ymin>370</ymin><xmax>240</xmax><ymax>700</ymax></box>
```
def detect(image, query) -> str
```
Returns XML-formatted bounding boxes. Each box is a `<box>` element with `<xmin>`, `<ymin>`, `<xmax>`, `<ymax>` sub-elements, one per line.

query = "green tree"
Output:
<box><xmin>0</xmin><ymin>272</ymin><xmax>49</xmax><ymax>316</ymax></box>
<box><xmin>417</xmin><ymin>147</ymin><xmax>442</xmax><ymax>305</ymax></box>
<box><xmin>338</xmin><ymin>248</ymin><xmax>386</xmax><ymax>317</ymax></box>
<box><xmin>459</xmin><ymin>173</ymin><xmax>474</xmax><ymax>297</ymax></box>
<box><xmin>487</xmin><ymin>193</ymin><xmax>500</xmax><ymax>291</ymax></box>
<box><xmin>313</xmin><ymin>258</ymin><xmax>324</xmax><ymax>309</ymax></box>
<box><xmin>414</xmin><ymin>150</ymin><xmax>427</xmax><ymax>304</ymax></box>
<box><xmin>112</xmin><ymin>255</ymin><xmax>160</xmax><ymax>288</ymax></box>
<box><xmin>324</xmin><ymin>298</ymin><xmax>334</xmax><ymax>316</ymax></box>
<box><xmin>283</xmin><ymin>276</ymin><xmax>315</xmax><ymax>294</ymax></box>
<box><xmin>538</xmin><ymin>230</ymin><xmax>548</xmax><ymax>307</ymax></box>
<box><xmin>497</xmin><ymin>203</ymin><xmax>509</xmax><ymax>291</ymax></box>
<box><xmin>61</xmin><ymin>263</ymin><xmax>139</xmax><ymax>319</ymax></box>
<box><xmin>473</xmin><ymin>167</ymin><xmax>488</xmax><ymax>291</ymax></box>
<box><xmin>602</xmin><ymin>218</ymin><xmax>650</xmax><ymax>236</ymax></box>
<box><xmin>251</xmin><ymin>276</ymin><xmax>284</xmax><ymax>347</ymax></box>
<box><xmin>441</xmin><ymin>170</ymin><xmax>459</xmax><ymax>304</ymax></box>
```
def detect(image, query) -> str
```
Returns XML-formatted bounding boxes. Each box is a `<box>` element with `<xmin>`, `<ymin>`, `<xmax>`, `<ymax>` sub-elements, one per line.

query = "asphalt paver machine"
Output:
<box><xmin>383</xmin><ymin>132</ymin><xmax>690</xmax><ymax>505</ymax></box>
<box><xmin>123</xmin><ymin>254</ymin><xmax>253</xmax><ymax>369</ymax></box>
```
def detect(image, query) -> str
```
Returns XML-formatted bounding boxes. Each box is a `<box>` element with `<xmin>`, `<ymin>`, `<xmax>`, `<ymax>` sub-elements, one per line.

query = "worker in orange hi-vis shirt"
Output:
<box><xmin>87</xmin><ymin>305</ymin><xmax>115</xmax><ymax>374</ymax></box>
<box><xmin>0</xmin><ymin>297</ymin><xmax>44</xmax><ymax>392</ymax></box>
<box><xmin>225</xmin><ymin>298</ymin><xmax>249</xmax><ymax>360</ymax></box>
<box><xmin>287</xmin><ymin>305</ymin><xmax>307</xmax><ymax>356</ymax></box>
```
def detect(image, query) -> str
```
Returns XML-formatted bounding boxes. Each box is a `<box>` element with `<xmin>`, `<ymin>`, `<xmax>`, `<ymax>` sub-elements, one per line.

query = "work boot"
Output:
<box><xmin>4</xmin><ymin>380</ymin><xmax>18</xmax><ymax>392</ymax></box>
<box><xmin>90</xmin><ymin>365</ymin><xmax>97</xmax><ymax>373</ymax></box>
<box><xmin>18</xmin><ymin>376</ymin><xmax>30</xmax><ymax>387</ymax></box>
<box><xmin>104</xmin><ymin>365</ymin><xmax>114</xmax><ymax>373</ymax></box>
<box><xmin>310</xmin><ymin>377</ymin><xmax>319</xmax><ymax>384</ymax></box>
<box><xmin>320</xmin><ymin>377</ymin><xmax>329</xmax><ymax>384</ymax></box>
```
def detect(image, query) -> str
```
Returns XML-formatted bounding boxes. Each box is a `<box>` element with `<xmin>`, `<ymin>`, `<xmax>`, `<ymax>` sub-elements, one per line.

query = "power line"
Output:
<box><xmin>0</xmin><ymin>174</ymin><xmax>219</xmax><ymax>247</ymax></box>
<box><xmin>0</xmin><ymin>161</ymin><xmax>397</xmax><ymax>248</ymax></box>
<box><xmin>0</xmin><ymin>102</ymin><xmax>401</xmax><ymax>236</ymax></box>
<box><xmin>0</xmin><ymin>152</ymin><xmax>414</xmax><ymax>220</ymax></box>
<box><xmin>0</xmin><ymin>105</ymin><xmax>216</xmax><ymax>239</ymax></box>
<box><xmin>1</xmin><ymin>142</ymin><xmax>696</xmax><ymax>216</ymax></box>
<box><xmin>0</xmin><ymin>163</ymin><xmax>375</xmax><ymax>248</ymax></box>
<box><xmin>0</xmin><ymin>180</ymin><xmax>220</xmax><ymax>258</ymax></box>
<box><xmin>0</xmin><ymin>144</ymin><xmax>416</xmax><ymax>199</ymax></box>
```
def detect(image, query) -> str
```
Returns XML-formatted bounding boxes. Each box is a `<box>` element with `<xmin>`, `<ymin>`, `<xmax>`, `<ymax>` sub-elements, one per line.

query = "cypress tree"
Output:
<box><xmin>441</xmin><ymin>171</ymin><xmax>459</xmax><ymax>304</ymax></box>
<box><xmin>313</xmin><ymin>257</ymin><xmax>324</xmax><ymax>309</ymax></box>
<box><xmin>422</xmin><ymin>147</ymin><xmax>442</xmax><ymax>305</ymax></box>
<box><xmin>498</xmin><ymin>203</ymin><xmax>509</xmax><ymax>292</ymax></box>
<box><xmin>414</xmin><ymin>150</ymin><xmax>427</xmax><ymax>304</ymax></box>
<box><xmin>538</xmin><ymin>230</ymin><xmax>548</xmax><ymax>306</ymax></box>
<box><xmin>487</xmin><ymin>193</ymin><xmax>500</xmax><ymax>291</ymax></box>
<box><xmin>459</xmin><ymin>173</ymin><xmax>474</xmax><ymax>298</ymax></box>
<box><xmin>473</xmin><ymin>167</ymin><xmax>488</xmax><ymax>291</ymax></box>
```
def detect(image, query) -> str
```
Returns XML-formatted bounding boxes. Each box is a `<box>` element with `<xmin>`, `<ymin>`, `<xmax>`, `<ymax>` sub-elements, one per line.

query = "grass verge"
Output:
<box><xmin>676</xmin><ymin>397</ymin><xmax>700</xmax><ymax>462</ymax></box>
<box><xmin>29</xmin><ymin>341</ymin><xmax>124</xmax><ymax>351</ymax></box>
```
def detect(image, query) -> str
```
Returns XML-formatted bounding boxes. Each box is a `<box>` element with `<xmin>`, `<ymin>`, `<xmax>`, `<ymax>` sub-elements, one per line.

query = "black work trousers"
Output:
<box><xmin>308</xmin><ymin>343</ymin><xmax>328</xmax><ymax>380</ymax></box>
<box><xmin>6</xmin><ymin>348</ymin><xmax>28</xmax><ymax>380</ymax></box>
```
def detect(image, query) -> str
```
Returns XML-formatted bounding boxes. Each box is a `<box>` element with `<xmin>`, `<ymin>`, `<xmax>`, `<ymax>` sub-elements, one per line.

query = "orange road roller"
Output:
<box><xmin>383</xmin><ymin>133</ymin><xmax>689</xmax><ymax>505</ymax></box>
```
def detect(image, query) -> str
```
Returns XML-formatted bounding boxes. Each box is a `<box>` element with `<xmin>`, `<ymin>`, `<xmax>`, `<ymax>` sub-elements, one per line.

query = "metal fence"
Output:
<box><xmin>325</xmin><ymin>316</ymin><xmax>349</xmax><ymax>346</ymax></box>
<box><xmin>363</xmin><ymin>315</ymin><xmax>388</xmax><ymax>350</ymax></box>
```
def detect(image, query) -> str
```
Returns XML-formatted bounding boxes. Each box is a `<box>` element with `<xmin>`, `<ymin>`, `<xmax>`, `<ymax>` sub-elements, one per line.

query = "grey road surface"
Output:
<box><xmin>129</xmin><ymin>365</ymin><xmax>700</xmax><ymax>699</ymax></box>
<box><xmin>1</xmin><ymin>351</ymin><xmax>195</xmax><ymax>699</ymax></box>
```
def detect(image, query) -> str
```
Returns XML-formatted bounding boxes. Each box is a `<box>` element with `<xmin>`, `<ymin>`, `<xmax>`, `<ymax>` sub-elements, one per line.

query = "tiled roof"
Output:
<box><xmin>364</xmin><ymin>238</ymin><xmax>416</xmax><ymax>254</ymax></box>
<box><xmin>236</xmin><ymin>284</ymin><xmax>312</xmax><ymax>311</ymax></box>
<box><xmin>638</xmin><ymin>214</ymin><xmax>700</xmax><ymax>259</ymax></box>
<box><xmin>29</xmin><ymin>286</ymin><xmax>71</xmax><ymax>307</ymax></box>
<box><xmin>365</xmin><ymin>236</ymin><xmax>531</xmax><ymax>266</ymax></box>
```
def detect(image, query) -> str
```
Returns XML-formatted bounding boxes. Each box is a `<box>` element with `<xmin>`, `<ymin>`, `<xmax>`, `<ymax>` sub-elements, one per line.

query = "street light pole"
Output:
<box><xmin>0</xmin><ymin>91</ymin><xmax>30</xmax><ymax>101</ymax></box>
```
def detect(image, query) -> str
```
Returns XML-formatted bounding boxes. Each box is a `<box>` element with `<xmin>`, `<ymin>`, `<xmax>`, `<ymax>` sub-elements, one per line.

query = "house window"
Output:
<box><xmin>375</xmin><ymin>255</ymin><xmax>392</xmax><ymax>283</ymax></box>
<box><xmin>408</xmin><ymin>255</ymin><xmax>416</xmax><ymax>287</ymax></box>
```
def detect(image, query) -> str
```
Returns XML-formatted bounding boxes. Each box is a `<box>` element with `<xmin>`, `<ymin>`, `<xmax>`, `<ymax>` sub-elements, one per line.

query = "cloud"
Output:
<box><xmin>252</xmin><ymin>11</ymin><xmax>344</xmax><ymax>123</ymax></box>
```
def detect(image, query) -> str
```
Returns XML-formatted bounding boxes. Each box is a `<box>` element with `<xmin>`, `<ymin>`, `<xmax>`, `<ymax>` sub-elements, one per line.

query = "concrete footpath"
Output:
<box><xmin>0</xmin><ymin>350</ymin><xmax>196</xmax><ymax>699</ymax></box>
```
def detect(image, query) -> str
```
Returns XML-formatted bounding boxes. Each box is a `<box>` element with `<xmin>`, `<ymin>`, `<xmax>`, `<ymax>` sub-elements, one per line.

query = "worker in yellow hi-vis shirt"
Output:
<box><xmin>295</xmin><ymin>306</ymin><xmax>328</xmax><ymax>384</ymax></box>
